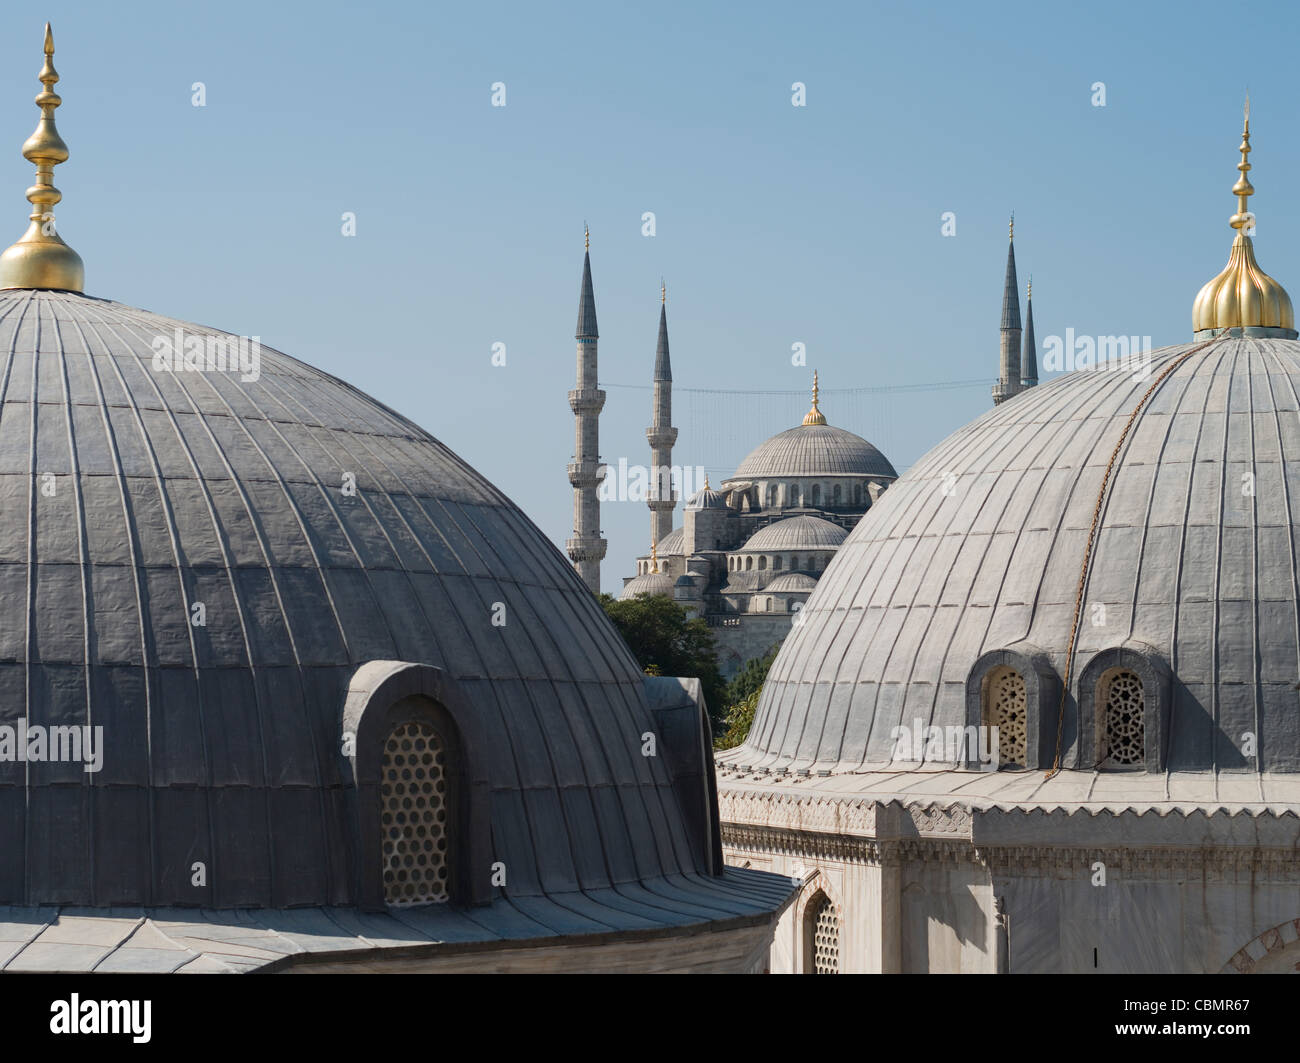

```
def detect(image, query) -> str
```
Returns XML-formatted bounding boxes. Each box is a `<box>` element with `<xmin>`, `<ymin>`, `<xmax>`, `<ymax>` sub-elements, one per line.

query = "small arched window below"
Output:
<box><xmin>811</xmin><ymin>484</ymin><xmax>822</xmax><ymax>506</ymax></box>
<box><xmin>983</xmin><ymin>666</ymin><xmax>1027</xmax><ymax>768</ymax></box>
<box><xmin>767</xmin><ymin>485</ymin><xmax>777</xmax><ymax>508</ymax></box>
<box><xmin>789</xmin><ymin>483</ymin><xmax>800</xmax><ymax>506</ymax></box>
<box><xmin>833</xmin><ymin>484</ymin><xmax>842</xmax><ymax>504</ymax></box>
<box><xmin>854</xmin><ymin>484</ymin><xmax>862</xmax><ymax>505</ymax></box>
<box><xmin>746</xmin><ymin>556</ymin><xmax>753</xmax><ymax>571</ymax></box>
<box><xmin>758</xmin><ymin>555</ymin><xmax>767</xmax><ymax>570</ymax></box>
<box><xmin>1099</xmin><ymin>668</ymin><xmax>1144</xmax><ymax>768</ymax></box>
<box><xmin>805</xmin><ymin>892</ymin><xmax>840</xmax><ymax>974</ymax></box>
<box><xmin>381</xmin><ymin>720</ymin><xmax>451</xmax><ymax>906</ymax></box>
<box><xmin>773</xmin><ymin>555</ymin><xmax>783</xmax><ymax>571</ymax></box>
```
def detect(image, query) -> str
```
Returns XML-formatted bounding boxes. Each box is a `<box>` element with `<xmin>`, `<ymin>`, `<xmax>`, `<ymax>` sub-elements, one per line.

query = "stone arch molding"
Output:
<box><xmin>1075</xmin><ymin>642</ymin><xmax>1171</xmax><ymax>771</ymax></box>
<box><xmin>342</xmin><ymin>661</ymin><xmax>494</xmax><ymax>910</ymax></box>
<box><xmin>1222</xmin><ymin>919</ymin><xmax>1300</xmax><ymax>973</ymax></box>
<box><xmin>965</xmin><ymin>643</ymin><xmax>1059</xmax><ymax>770</ymax></box>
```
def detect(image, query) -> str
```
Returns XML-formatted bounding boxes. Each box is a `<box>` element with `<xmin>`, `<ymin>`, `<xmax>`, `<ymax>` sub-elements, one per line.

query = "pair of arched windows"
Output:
<box><xmin>977</xmin><ymin>659</ymin><xmax>1148</xmax><ymax>770</ymax></box>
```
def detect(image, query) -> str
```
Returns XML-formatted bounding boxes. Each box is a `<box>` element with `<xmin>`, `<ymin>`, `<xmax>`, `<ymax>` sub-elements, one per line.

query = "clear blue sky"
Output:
<box><xmin>15</xmin><ymin>0</ymin><xmax>1300</xmax><ymax>591</ymax></box>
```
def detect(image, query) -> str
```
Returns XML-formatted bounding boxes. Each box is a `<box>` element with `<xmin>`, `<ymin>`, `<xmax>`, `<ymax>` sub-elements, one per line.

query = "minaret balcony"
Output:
<box><xmin>647</xmin><ymin>497</ymin><xmax>676</xmax><ymax>511</ymax></box>
<box><xmin>568</xmin><ymin>388</ymin><xmax>606</xmax><ymax>414</ymax></box>
<box><xmin>567</xmin><ymin>460</ymin><xmax>607</xmax><ymax>487</ymax></box>
<box><xmin>566</xmin><ymin>538</ymin><xmax>608</xmax><ymax>563</ymax></box>
<box><xmin>645</xmin><ymin>427</ymin><xmax>678</xmax><ymax>448</ymax></box>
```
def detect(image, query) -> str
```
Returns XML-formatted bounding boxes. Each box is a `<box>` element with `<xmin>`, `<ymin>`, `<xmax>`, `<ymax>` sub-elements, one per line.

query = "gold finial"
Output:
<box><xmin>650</xmin><ymin>539</ymin><xmax>659</xmax><ymax>573</ymax></box>
<box><xmin>704</xmin><ymin>473</ymin><xmax>710</xmax><ymax>490</ymax></box>
<box><xmin>1192</xmin><ymin>101</ymin><xmax>1294</xmax><ymax>336</ymax></box>
<box><xmin>1009</xmin><ymin>212</ymin><xmax>1014</xmax><ymax>240</ymax></box>
<box><xmin>661</xmin><ymin>279</ymin><xmax>666</xmax><ymax>304</ymax></box>
<box><xmin>0</xmin><ymin>24</ymin><xmax>84</xmax><ymax>292</ymax></box>
<box><xmin>584</xmin><ymin>222</ymin><xmax>589</xmax><ymax>251</ymax></box>
<box><xmin>802</xmin><ymin>370</ymin><xmax>827</xmax><ymax>426</ymax></box>
<box><xmin>1027</xmin><ymin>276</ymin><xmax>1032</xmax><ymax>300</ymax></box>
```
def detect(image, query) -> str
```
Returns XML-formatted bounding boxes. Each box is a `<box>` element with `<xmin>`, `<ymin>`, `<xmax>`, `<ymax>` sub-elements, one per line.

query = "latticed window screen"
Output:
<box><xmin>808</xmin><ymin>894</ymin><xmax>840</xmax><ymax>974</ymax></box>
<box><xmin>381</xmin><ymin>721</ymin><xmax>450</xmax><ymax>906</ymax></box>
<box><xmin>987</xmin><ymin>667</ymin><xmax>1027</xmax><ymax>767</ymax></box>
<box><xmin>1101</xmin><ymin>669</ymin><xmax>1145</xmax><ymax>767</ymax></box>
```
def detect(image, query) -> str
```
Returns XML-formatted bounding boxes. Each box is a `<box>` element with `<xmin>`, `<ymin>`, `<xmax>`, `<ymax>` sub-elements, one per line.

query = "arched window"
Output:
<box><xmin>1099</xmin><ymin>668</ymin><xmax>1144</xmax><ymax>768</ymax></box>
<box><xmin>805</xmin><ymin>556</ymin><xmax>814</xmax><ymax>571</ymax></box>
<box><xmin>745</xmin><ymin>556</ymin><xmax>753</xmax><ymax>571</ymax></box>
<box><xmin>983</xmin><ymin>666</ymin><xmax>1027</xmax><ymax>768</ymax></box>
<box><xmin>767</xmin><ymin>484</ymin><xmax>777</xmax><ymax>508</ymax></box>
<box><xmin>789</xmin><ymin>483</ymin><xmax>799</xmax><ymax>506</ymax></box>
<box><xmin>833</xmin><ymin>484</ymin><xmax>842</xmax><ymax>504</ymax></box>
<box><xmin>811</xmin><ymin>483</ymin><xmax>822</xmax><ymax>506</ymax></box>
<box><xmin>758</xmin><ymin>555</ymin><xmax>767</xmax><ymax>570</ymax></box>
<box><xmin>805</xmin><ymin>892</ymin><xmax>840</xmax><ymax>974</ymax></box>
<box><xmin>773</xmin><ymin>555</ymin><xmax>783</xmax><ymax>571</ymax></box>
<box><xmin>854</xmin><ymin>484</ymin><xmax>862</xmax><ymax>505</ymax></box>
<box><xmin>381</xmin><ymin>720</ymin><xmax>451</xmax><ymax>906</ymax></box>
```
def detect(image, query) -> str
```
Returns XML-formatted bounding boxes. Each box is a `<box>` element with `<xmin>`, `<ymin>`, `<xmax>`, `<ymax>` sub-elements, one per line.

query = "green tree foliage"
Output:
<box><xmin>714</xmin><ymin>688</ymin><xmax>760</xmax><ymax>751</ymax></box>
<box><xmin>599</xmin><ymin>593</ymin><xmax>728</xmax><ymax>725</ymax></box>
<box><xmin>725</xmin><ymin>644</ymin><xmax>780</xmax><ymax>708</ymax></box>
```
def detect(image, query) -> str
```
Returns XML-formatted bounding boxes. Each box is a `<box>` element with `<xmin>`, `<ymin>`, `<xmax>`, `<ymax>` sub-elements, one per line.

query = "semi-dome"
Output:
<box><xmin>763</xmin><ymin>572</ymin><xmax>818</xmax><ymax>594</ymax></box>
<box><xmin>738</xmin><ymin>515</ymin><xmax>847</xmax><ymax>553</ymax></box>
<box><xmin>655</xmin><ymin>526</ymin><xmax>686</xmax><ymax>554</ymax></box>
<box><xmin>619</xmin><ymin>568</ymin><xmax>676</xmax><ymax>599</ymax></box>
<box><xmin>741</xmin><ymin>336</ymin><xmax>1300</xmax><ymax>774</ymax></box>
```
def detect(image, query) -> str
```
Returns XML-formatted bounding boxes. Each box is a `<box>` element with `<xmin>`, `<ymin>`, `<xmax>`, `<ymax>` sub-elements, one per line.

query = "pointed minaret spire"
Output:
<box><xmin>0</xmin><ymin>24</ymin><xmax>84</xmax><ymax>292</ymax></box>
<box><xmin>567</xmin><ymin>228</ymin><xmax>606</xmax><ymax>593</ymax></box>
<box><xmin>992</xmin><ymin>216</ymin><xmax>1023</xmax><ymax>405</ymax></box>
<box><xmin>647</xmin><ymin>282</ymin><xmax>678</xmax><ymax>546</ymax></box>
<box><xmin>1021</xmin><ymin>277</ymin><xmax>1038</xmax><ymax>388</ymax></box>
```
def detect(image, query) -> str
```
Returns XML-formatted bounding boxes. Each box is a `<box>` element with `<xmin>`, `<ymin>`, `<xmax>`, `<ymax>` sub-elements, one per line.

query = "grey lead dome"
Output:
<box><xmin>745</xmin><ymin>338</ymin><xmax>1300</xmax><ymax>773</ymax></box>
<box><xmin>0</xmin><ymin>289</ymin><xmax>714</xmax><ymax>907</ymax></box>
<box><xmin>732</xmin><ymin>422</ymin><xmax>898</xmax><ymax>480</ymax></box>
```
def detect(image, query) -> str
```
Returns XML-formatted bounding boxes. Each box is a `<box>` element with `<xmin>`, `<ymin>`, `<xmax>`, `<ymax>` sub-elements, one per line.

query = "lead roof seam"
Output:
<box><xmin>57</xmin><ymin>301</ymin><xmax>159</xmax><ymax>884</ymax></box>
<box><xmin>19</xmin><ymin>294</ymin><xmax>37</xmax><ymax>900</ymax></box>
<box><xmin>1257</xmin><ymin>344</ymin><xmax>1300</xmax><ymax>779</ymax></box>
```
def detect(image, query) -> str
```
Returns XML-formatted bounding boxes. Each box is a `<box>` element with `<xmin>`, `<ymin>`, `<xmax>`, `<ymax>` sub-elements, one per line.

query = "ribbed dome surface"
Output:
<box><xmin>744</xmin><ymin>338</ymin><xmax>1300</xmax><ymax>773</ymax></box>
<box><xmin>740</xmin><ymin>515</ymin><xmax>847</xmax><ymax>553</ymax></box>
<box><xmin>655</xmin><ymin>527</ymin><xmax>685</xmax><ymax>555</ymax></box>
<box><xmin>732</xmin><ymin>423</ymin><xmax>897</xmax><ymax>480</ymax></box>
<box><xmin>764</xmin><ymin>572</ymin><xmax>818</xmax><ymax>593</ymax></box>
<box><xmin>0</xmin><ymin>290</ymin><xmax>707</xmax><ymax>906</ymax></box>
<box><xmin>686</xmin><ymin>486</ymin><xmax>729</xmax><ymax>510</ymax></box>
<box><xmin>620</xmin><ymin>570</ymin><xmax>676</xmax><ymax>599</ymax></box>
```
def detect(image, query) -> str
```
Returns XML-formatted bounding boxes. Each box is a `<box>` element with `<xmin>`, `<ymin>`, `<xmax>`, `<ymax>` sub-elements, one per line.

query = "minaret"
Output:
<box><xmin>646</xmin><ymin>283</ymin><xmax>677</xmax><ymax>547</ymax></box>
<box><xmin>1020</xmin><ymin>278</ymin><xmax>1038</xmax><ymax>389</ymax></box>
<box><xmin>566</xmin><ymin>226</ymin><xmax>606</xmax><ymax>593</ymax></box>
<box><xmin>992</xmin><ymin>216</ymin><xmax>1022</xmax><ymax>405</ymax></box>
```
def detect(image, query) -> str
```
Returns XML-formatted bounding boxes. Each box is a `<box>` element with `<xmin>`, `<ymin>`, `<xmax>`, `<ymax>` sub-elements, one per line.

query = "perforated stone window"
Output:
<box><xmin>1100</xmin><ymin>669</ymin><xmax>1144</xmax><ymax>767</ymax></box>
<box><xmin>986</xmin><ymin>667</ymin><xmax>1027</xmax><ymax>767</ymax></box>
<box><xmin>381</xmin><ymin>720</ymin><xmax>450</xmax><ymax>906</ymax></box>
<box><xmin>809</xmin><ymin>894</ymin><xmax>840</xmax><ymax>974</ymax></box>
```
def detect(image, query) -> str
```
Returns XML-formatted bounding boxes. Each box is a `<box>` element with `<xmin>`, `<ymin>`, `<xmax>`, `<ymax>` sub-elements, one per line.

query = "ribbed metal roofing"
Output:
<box><xmin>739</xmin><ymin>515</ymin><xmax>847</xmax><ymax>552</ymax></box>
<box><xmin>655</xmin><ymin>526</ymin><xmax>685</xmax><ymax>555</ymax></box>
<box><xmin>576</xmin><ymin>251</ymin><xmax>598</xmax><ymax>339</ymax></box>
<box><xmin>731</xmin><ymin>423</ymin><xmax>897</xmax><ymax>480</ymax></box>
<box><xmin>0</xmin><ymin>289</ymin><xmax>734</xmax><ymax>910</ymax></box>
<box><xmin>686</xmin><ymin>486</ymin><xmax>729</xmax><ymax>510</ymax></box>
<box><xmin>619</xmin><ymin>570</ymin><xmax>675</xmax><ymax>599</ymax></box>
<box><xmin>763</xmin><ymin>572</ymin><xmax>818</xmax><ymax>593</ymax></box>
<box><xmin>742</xmin><ymin>338</ymin><xmax>1300</xmax><ymax>774</ymax></box>
<box><xmin>654</xmin><ymin>302</ymin><xmax>670</xmax><ymax>382</ymax></box>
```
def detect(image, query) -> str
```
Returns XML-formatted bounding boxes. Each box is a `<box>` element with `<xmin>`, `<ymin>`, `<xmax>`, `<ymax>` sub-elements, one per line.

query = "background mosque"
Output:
<box><xmin>717</xmin><ymin>106</ymin><xmax>1300</xmax><ymax>975</ymax></box>
<box><xmin>570</xmin><ymin>218</ymin><xmax>1039</xmax><ymax>679</ymax></box>
<box><xmin>0</xmin><ymin>26</ymin><xmax>793</xmax><ymax>973</ymax></box>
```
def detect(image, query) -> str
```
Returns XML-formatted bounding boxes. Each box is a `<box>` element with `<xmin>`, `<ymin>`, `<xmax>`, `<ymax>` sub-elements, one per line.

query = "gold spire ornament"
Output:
<box><xmin>650</xmin><ymin>539</ymin><xmax>659</xmax><ymax>573</ymax></box>
<box><xmin>802</xmin><ymin>370</ymin><xmax>827</xmax><ymax>426</ymax></box>
<box><xmin>0</xmin><ymin>24</ymin><xmax>83</xmax><ymax>292</ymax></box>
<box><xmin>584</xmin><ymin>223</ymin><xmax>589</xmax><ymax>251</ymax></box>
<box><xmin>1192</xmin><ymin>101</ymin><xmax>1294</xmax><ymax>336</ymax></box>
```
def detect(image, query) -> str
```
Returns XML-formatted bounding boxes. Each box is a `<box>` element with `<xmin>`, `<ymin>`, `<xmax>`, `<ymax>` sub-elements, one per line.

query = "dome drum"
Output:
<box><xmin>963</xmin><ymin>645</ymin><xmax>1060</xmax><ymax>771</ymax></box>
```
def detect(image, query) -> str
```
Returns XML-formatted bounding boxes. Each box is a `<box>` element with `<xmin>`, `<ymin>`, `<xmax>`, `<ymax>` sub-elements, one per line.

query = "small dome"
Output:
<box><xmin>620</xmin><ymin>570</ymin><xmax>676</xmax><ymax>600</ymax></box>
<box><xmin>732</xmin><ymin>424</ymin><xmax>896</xmax><ymax>480</ymax></box>
<box><xmin>764</xmin><ymin>572</ymin><xmax>818</xmax><ymax>594</ymax></box>
<box><xmin>687</xmin><ymin>486</ymin><xmax>730</xmax><ymax>510</ymax></box>
<box><xmin>739</xmin><ymin>515</ymin><xmax>847</xmax><ymax>553</ymax></box>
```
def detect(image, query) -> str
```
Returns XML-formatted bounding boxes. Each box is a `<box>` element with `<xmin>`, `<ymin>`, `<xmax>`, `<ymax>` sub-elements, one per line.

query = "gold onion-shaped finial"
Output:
<box><xmin>1192</xmin><ymin>100</ymin><xmax>1293</xmax><ymax>335</ymax></box>
<box><xmin>650</xmin><ymin>539</ymin><xmax>659</xmax><ymax>573</ymax></box>
<box><xmin>0</xmin><ymin>25</ymin><xmax>83</xmax><ymax>292</ymax></box>
<box><xmin>802</xmin><ymin>370</ymin><xmax>827</xmax><ymax>426</ymax></box>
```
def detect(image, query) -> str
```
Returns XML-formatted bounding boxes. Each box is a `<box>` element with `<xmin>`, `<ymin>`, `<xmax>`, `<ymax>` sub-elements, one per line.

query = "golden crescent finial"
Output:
<box><xmin>661</xmin><ymin>279</ymin><xmax>666</xmax><ymax>304</ymax></box>
<box><xmin>584</xmin><ymin>222</ymin><xmax>589</xmax><ymax>251</ymax></box>
<box><xmin>1027</xmin><ymin>276</ymin><xmax>1032</xmax><ymax>300</ymax></box>
<box><xmin>650</xmin><ymin>538</ymin><xmax>659</xmax><ymax>573</ymax></box>
<box><xmin>0</xmin><ymin>23</ymin><xmax>84</xmax><ymax>292</ymax></box>
<box><xmin>1009</xmin><ymin>212</ymin><xmax>1014</xmax><ymax>240</ymax></box>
